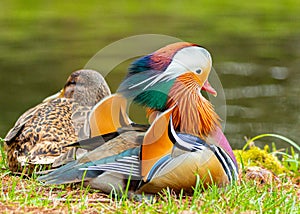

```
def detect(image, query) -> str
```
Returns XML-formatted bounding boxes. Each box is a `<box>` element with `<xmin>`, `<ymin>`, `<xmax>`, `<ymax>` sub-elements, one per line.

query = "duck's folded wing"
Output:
<box><xmin>38</xmin><ymin>147</ymin><xmax>141</xmax><ymax>184</ymax></box>
<box><xmin>80</xmin><ymin>148</ymin><xmax>141</xmax><ymax>178</ymax></box>
<box><xmin>63</xmin><ymin>124</ymin><xmax>148</xmax><ymax>151</ymax></box>
<box><xmin>52</xmin><ymin>128</ymin><xmax>144</xmax><ymax>168</ymax></box>
<box><xmin>73</xmin><ymin>108</ymin><xmax>176</xmax><ymax>182</ymax></box>
<box><xmin>4</xmin><ymin>103</ymin><xmax>43</xmax><ymax>143</ymax></box>
<box><xmin>39</xmin><ymin>131</ymin><xmax>142</xmax><ymax>183</ymax></box>
<box><xmin>63</xmin><ymin>132</ymin><xmax>119</xmax><ymax>151</ymax></box>
<box><xmin>5</xmin><ymin>89</ymin><xmax>66</xmax><ymax>143</ymax></box>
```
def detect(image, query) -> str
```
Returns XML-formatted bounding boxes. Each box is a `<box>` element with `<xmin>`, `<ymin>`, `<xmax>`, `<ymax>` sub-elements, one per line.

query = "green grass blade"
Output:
<box><xmin>243</xmin><ymin>133</ymin><xmax>300</xmax><ymax>152</ymax></box>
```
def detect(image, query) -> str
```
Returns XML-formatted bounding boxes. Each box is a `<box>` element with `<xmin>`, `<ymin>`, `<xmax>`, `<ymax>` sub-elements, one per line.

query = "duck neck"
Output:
<box><xmin>165</xmin><ymin>73</ymin><xmax>220</xmax><ymax>138</ymax></box>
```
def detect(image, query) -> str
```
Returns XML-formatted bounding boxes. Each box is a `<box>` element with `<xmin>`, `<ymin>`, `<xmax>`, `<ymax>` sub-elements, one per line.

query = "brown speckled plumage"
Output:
<box><xmin>4</xmin><ymin>69</ymin><xmax>111</xmax><ymax>173</ymax></box>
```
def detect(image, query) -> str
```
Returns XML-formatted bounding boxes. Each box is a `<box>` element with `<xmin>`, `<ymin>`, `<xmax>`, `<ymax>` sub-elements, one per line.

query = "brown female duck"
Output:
<box><xmin>4</xmin><ymin>69</ymin><xmax>111</xmax><ymax>173</ymax></box>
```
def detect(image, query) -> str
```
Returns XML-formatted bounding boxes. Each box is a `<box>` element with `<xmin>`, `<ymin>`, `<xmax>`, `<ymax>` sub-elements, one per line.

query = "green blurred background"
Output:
<box><xmin>0</xmin><ymin>0</ymin><xmax>299</xmax><ymax>148</ymax></box>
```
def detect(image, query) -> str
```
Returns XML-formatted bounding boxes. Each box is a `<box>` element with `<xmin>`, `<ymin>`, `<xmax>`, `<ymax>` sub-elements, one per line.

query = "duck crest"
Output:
<box><xmin>165</xmin><ymin>72</ymin><xmax>220</xmax><ymax>138</ymax></box>
<box><xmin>149</xmin><ymin>42</ymin><xmax>196</xmax><ymax>71</ymax></box>
<box><xmin>128</xmin><ymin>42</ymin><xmax>196</xmax><ymax>74</ymax></box>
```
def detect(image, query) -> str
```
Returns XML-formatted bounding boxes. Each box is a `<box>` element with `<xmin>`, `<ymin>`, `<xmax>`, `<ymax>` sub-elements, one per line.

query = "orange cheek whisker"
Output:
<box><xmin>145</xmin><ymin>73</ymin><xmax>220</xmax><ymax>138</ymax></box>
<box><xmin>166</xmin><ymin>73</ymin><xmax>220</xmax><ymax>138</ymax></box>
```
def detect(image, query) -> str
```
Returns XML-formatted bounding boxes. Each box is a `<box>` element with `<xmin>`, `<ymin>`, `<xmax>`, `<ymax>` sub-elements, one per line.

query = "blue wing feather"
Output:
<box><xmin>38</xmin><ymin>147</ymin><xmax>140</xmax><ymax>184</ymax></box>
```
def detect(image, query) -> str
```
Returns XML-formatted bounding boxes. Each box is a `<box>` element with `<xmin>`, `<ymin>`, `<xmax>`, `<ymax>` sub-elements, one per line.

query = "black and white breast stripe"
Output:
<box><xmin>211</xmin><ymin>145</ymin><xmax>238</xmax><ymax>181</ymax></box>
<box><xmin>168</xmin><ymin>116</ymin><xmax>207</xmax><ymax>151</ymax></box>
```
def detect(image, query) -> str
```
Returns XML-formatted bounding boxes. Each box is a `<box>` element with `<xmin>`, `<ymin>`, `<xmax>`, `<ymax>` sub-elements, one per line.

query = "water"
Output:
<box><xmin>0</xmin><ymin>1</ymin><xmax>300</xmax><ymax>149</ymax></box>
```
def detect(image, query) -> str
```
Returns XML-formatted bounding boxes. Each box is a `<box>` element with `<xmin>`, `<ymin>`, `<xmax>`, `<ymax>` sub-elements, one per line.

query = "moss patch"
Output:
<box><xmin>234</xmin><ymin>145</ymin><xmax>287</xmax><ymax>175</ymax></box>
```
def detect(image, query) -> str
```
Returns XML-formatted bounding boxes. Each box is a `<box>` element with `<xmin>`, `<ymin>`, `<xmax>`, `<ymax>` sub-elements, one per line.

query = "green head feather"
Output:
<box><xmin>117</xmin><ymin>70</ymin><xmax>175</xmax><ymax>111</ymax></box>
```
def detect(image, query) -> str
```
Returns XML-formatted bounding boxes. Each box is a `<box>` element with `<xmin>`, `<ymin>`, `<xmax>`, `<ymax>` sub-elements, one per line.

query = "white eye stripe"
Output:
<box><xmin>142</xmin><ymin>46</ymin><xmax>212</xmax><ymax>90</ymax></box>
<box><xmin>171</xmin><ymin>46</ymin><xmax>212</xmax><ymax>71</ymax></box>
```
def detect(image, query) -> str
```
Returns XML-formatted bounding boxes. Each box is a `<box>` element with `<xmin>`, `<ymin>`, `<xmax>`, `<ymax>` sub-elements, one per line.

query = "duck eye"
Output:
<box><xmin>195</xmin><ymin>69</ymin><xmax>202</xmax><ymax>74</ymax></box>
<box><xmin>66</xmin><ymin>79</ymin><xmax>76</xmax><ymax>87</ymax></box>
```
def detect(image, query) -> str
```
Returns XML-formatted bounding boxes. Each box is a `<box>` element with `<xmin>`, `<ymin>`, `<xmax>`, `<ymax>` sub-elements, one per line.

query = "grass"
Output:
<box><xmin>0</xmin><ymin>136</ymin><xmax>299</xmax><ymax>213</ymax></box>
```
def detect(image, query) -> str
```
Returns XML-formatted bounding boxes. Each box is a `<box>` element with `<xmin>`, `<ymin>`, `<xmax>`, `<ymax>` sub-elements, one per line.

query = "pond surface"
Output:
<box><xmin>0</xmin><ymin>1</ymin><xmax>299</xmax><ymax>149</ymax></box>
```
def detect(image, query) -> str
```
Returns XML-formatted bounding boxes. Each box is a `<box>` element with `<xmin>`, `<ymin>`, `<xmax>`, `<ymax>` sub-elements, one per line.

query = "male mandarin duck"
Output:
<box><xmin>38</xmin><ymin>42</ymin><xmax>238</xmax><ymax>194</ymax></box>
<box><xmin>4</xmin><ymin>69</ymin><xmax>111</xmax><ymax>173</ymax></box>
